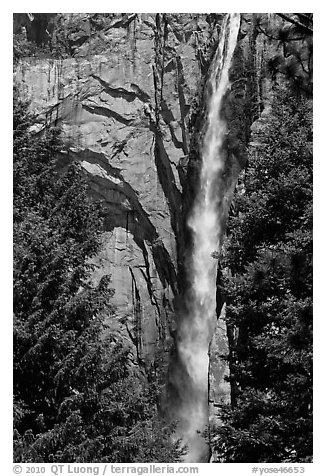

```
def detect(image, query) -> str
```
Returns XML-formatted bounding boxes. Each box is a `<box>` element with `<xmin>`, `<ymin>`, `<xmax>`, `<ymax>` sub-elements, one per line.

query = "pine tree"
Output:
<box><xmin>257</xmin><ymin>13</ymin><xmax>313</xmax><ymax>97</ymax></box>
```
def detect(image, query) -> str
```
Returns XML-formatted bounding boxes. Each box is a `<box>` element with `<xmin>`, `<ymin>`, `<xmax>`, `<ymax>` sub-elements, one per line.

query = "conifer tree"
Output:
<box><xmin>13</xmin><ymin>89</ymin><xmax>184</xmax><ymax>463</ymax></box>
<box><xmin>211</xmin><ymin>83</ymin><xmax>312</xmax><ymax>463</ymax></box>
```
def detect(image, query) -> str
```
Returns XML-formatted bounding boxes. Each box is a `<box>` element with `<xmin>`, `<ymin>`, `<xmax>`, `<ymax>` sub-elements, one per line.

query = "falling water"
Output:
<box><xmin>172</xmin><ymin>13</ymin><xmax>240</xmax><ymax>462</ymax></box>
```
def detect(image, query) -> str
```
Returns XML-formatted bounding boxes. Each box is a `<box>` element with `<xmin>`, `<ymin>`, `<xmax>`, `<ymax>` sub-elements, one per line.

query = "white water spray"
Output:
<box><xmin>175</xmin><ymin>14</ymin><xmax>240</xmax><ymax>462</ymax></box>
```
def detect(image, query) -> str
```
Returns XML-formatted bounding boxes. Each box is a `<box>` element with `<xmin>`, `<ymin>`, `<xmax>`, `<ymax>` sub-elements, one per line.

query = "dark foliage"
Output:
<box><xmin>210</xmin><ymin>84</ymin><xmax>312</xmax><ymax>462</ymax></box>
<box><xmin>258</xmin><ymin>14</ymin><xmax>313</xmax><ymax>96</ymax></box>
<box><xmin>13</xmin><ymin>90</ymin><xmax>184</xmax><ymax>463</ymax></box>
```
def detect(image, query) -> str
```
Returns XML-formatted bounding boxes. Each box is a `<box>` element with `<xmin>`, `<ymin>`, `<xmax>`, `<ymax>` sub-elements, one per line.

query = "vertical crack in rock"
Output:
<box><xmin>151</xmin><ymin>15</ymin><xmax>188</xmax><ymax>284</ymax></box>
<box><xmin>175</xmin><ymin>55</ymin><xmax>190</xmax><ymax>156</ymax></box>
<box><xmin>153</xmin><ymin>137</ymin><xmax>184</xmax><ymax>279</ymax></box>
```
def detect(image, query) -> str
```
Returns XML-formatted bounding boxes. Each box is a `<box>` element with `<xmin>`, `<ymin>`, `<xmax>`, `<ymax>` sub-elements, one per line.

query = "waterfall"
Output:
<box><xmin>171</xmin><ymin>13</ymin><xmax>240</xmax><ymax>462</ymax></box>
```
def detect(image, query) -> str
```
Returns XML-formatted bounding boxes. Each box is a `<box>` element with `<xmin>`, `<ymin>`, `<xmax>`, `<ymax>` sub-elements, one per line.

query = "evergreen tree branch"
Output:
<box><xmin>277</xmin><ymin>14</ymin><xmax>313</xmax><ymax>35</ymax></box>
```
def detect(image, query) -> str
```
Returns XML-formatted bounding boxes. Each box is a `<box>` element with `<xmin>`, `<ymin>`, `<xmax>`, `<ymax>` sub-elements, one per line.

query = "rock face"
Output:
<box><xmin>15</xmin><ymin>13</ymin><xmax>255</xmax><ymax>452</ymax></box>
<box><xmin>15</xmin><ymin>13</ymin><xmax>220</xmax><ymax>363</ymax></box>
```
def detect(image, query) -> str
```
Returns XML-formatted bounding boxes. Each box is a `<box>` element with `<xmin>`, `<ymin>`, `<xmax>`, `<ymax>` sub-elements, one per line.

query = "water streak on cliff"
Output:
<box><xmin>176</xmin><ymin>13</ymin><xmax>240</xmax><ymax>462</ymax></box>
